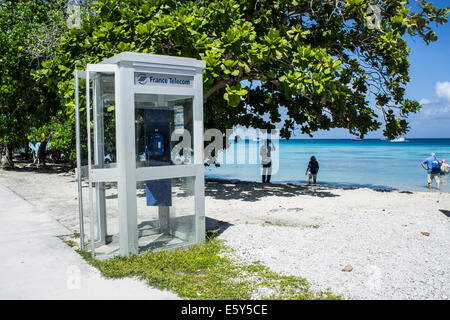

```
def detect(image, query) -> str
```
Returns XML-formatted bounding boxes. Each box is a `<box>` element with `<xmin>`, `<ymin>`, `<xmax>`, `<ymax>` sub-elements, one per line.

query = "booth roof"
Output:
<box><xmin>100</xmin><ymin>52</ymin><xmax>206</xmax><ymax>69</ymax></box>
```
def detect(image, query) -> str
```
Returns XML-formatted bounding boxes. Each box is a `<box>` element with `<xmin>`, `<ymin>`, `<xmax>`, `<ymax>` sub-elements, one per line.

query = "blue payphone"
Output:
<box><xmin>144</xmin><ymin>108</ymin><xmax>172</xmax><ymax>207</ymax></box>
<box><xmin>147</xmin><ymin>133</ymin><xmax>164</xmax><ymax>156</ymax></box>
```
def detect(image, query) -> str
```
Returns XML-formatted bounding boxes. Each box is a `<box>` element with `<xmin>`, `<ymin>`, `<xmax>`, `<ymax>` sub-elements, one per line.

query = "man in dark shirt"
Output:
<box><xmin>260</xmin><ymin>139</ymin><xmax>275</xmax><ymax>183</ymax></box>
<box><xmin>306</xmin><ymin>156</ymin><xmax>319</xmax><ymax>185</ymax></box>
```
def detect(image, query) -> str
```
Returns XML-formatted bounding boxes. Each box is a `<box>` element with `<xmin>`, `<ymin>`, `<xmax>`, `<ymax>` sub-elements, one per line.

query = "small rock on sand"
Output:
<box><xmin>342</xmin><ymin>264</ymin><xmax>353</xmax><ymax>272</ymax></box>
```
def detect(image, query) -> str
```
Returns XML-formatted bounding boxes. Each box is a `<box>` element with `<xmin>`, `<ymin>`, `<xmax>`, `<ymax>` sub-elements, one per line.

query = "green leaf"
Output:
<box><xmin>136</xmin><ymin>23</ymin><xmax>149</xmax><ymax>35</ymax></box>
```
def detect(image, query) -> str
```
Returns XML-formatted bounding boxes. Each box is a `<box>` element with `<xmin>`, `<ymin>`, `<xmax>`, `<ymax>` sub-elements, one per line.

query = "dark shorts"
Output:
<box><xmin>262</xmin><ymin>162</ymin><xmax>272</xmax><ymax>168</ymax></box>
<box><xmin>308</xmin><ymin>171</ymin><xmax>317</xmax><ymax>178</ymax></box>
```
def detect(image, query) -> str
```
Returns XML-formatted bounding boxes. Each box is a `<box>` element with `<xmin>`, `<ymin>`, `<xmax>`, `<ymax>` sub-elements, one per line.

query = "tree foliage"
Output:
<box><xmin>42</xmin><ymin>0</ymin><xmax>449</xmax><ymax>147</ymax></box>
<box><xmin>0</xmin><ymin>0</ymin><xmax>66</xmax><ymax>165</ymax></box>
<box><xmin>2</xmin><ymin>0</ymin><xmax>449</xmax><ymax>166</ymax></box>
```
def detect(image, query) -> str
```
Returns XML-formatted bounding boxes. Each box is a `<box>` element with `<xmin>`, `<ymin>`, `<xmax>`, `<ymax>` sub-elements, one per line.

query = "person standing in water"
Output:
<box><xmin>421</xmin><ymin>152</ymin><xmax>442</xmax><ymax>190</ymax></box>
<box><xmin>260</xmin><ymin>139</ymin><xmax>275</xmax><ymax>183</ymax></box>
<box><xmin>306</xmin><ymin>156</ymin><xmax>319</xmax><ymax>185</ymax></box>
<box><xmin>441</xmin><ymin>159</ymin><xmax>449</xmax><ymax>175</ymax></box>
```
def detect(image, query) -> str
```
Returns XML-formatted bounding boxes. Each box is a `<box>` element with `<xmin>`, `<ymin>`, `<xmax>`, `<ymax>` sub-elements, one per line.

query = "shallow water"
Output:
<box><xmin>204</xmin><ymin>138</ymin><xmax>450</xmax><ymax>192</ymax></box>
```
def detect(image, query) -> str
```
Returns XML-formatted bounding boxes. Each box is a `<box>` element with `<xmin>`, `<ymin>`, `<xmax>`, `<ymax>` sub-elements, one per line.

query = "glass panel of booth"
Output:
<box><xmin>76</xmin><ymin>70</ymin><xmax>105</xmax><ymax>249</ymax></box>
<box><xmin>90</xmin><ymin>72</ymin><xmax>117</xmax><ymax>169</ymax></box>
<box><xmin>85</xmin><ymin>177</ymin><xmax>196</xmax><ymax>257</ymax></box>
<box><xmin>134</xmin><ymin>93</ymin><xmax>197</xmax><ymax>252</ymax></box>
<box><xmin>78</xmin><ymin>70</ymin><xmax>119</xmax><ymax>254</ymax></box>
<box><xmin>136</xmin><ymin>176</ymin><xmax>196</xmax><ymax>252</ymax></box>
<box><xmin>135</xmin><ymin>94</ymin><xmax>194</xmax><ymax>168</ymax></box>
<box><xmin>89</xmin><ymin>181</ymin><xmax>120</xmax><ymax>257</ymax></box>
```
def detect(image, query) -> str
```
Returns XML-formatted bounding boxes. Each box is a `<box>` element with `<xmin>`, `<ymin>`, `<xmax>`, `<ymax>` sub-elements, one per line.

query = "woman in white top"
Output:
<box><xmin>441</xmin><ymin>159</ymin><xmax>449</xmax><ymax>175</ymax></box>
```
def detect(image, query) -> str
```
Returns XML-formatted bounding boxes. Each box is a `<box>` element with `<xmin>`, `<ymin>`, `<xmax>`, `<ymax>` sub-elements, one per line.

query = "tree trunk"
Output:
<box><xmin>51</xmin><ymin>149</ymin><xmax>61</xmax><ymax>163</ymax></box>
<box><xmin>24</xmin><ymin>139</ymin><xmax>31</xmax><ymax>161</ymax></box>
<box><xmin>38</xmin><ymin>140</ymin><xmax>47</xmax><ymax>166</ymax></box>
<box><xmin>1</xmin><ymin>144</ymin><xmax>14</xmax><ymax>168</ymax></box>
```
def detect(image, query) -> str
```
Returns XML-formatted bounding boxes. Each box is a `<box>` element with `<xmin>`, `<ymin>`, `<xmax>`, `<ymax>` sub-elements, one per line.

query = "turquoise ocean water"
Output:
<box><xmin>204</xmin><ymin>138</ymin><xmax>450</xmax><ymax>192</ymax></box>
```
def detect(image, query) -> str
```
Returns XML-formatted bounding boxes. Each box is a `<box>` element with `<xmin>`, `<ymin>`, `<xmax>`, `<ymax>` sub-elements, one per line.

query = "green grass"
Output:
<box><xmin>60</xmin><ymin>237</ymin><xmax>77</xmax><ymax>248</ymax></box>
<box><xmin>75</xmin><ymin>238</ymin><xmax>340</xmax><ymax>300</ymax></box>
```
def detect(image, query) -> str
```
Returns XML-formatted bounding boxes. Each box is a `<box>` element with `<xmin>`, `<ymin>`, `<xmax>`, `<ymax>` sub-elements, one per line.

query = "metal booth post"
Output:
<box><xmin>74</xmin><ymin>69</ymin><xmax>85</xmax><ymax>250</ymax></box>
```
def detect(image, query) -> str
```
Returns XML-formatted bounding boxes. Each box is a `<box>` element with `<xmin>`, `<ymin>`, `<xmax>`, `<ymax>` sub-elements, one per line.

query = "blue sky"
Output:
<box><xmin>285</xmin><ymin>1</ymin><xmax>450</xmax><ymax>139</ymax></box>
<box><xmin>402</xmin><ymin>0</ymin><xmax>450</xmax><ymax>139</ymax></box>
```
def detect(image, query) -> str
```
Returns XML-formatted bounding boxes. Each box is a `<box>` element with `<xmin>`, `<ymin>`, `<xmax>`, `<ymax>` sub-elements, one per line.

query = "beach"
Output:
<box><xmin>0</xmin><ymin>165</ymin><xmax>449</xmax><ymax>299</ymax></box>
<box><xmin>206</xmin><ymin>138</ymin><xmax>450</xmax><ymax>192</ymax></box>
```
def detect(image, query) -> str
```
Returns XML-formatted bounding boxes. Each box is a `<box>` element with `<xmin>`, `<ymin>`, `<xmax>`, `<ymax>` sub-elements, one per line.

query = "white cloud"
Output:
<box><xmin>436</xmin><ymin>81</ymin><xmax>450</xmax><ymax>102</ymax></box>
<box><xmin>419</xmin><ymin>98</ymin><xmax>431</xmax><ymax>105</ymax></box>
<box><xmin>414</xmin><ymin>97</ymin><xmax>450</xmax><ymax>120</ymax></box>
<box><xmin>421</xmin><ymin>105</ymin><xmax>450</xmax><ymax>119</ymax></box>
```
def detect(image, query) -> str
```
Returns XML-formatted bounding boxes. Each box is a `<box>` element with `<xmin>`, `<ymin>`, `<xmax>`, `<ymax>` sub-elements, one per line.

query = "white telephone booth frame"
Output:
<box><xmin>75</xmin><ymin>53</ymin><xmax>206</xmax><ymax>258</ymax></box>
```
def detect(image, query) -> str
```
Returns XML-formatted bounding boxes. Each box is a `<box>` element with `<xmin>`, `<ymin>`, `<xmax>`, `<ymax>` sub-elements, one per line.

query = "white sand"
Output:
<box><xmin>1</xmin><ymin>166</ymin><xmax>449</xmax><ymax>299</ymax></box>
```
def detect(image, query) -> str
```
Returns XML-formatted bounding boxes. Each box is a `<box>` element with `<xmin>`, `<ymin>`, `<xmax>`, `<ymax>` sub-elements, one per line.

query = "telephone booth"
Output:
<box><xmin>75</xmin><ymin>53</ymin><xmax>206</xmax><ymax>258</ymax></box>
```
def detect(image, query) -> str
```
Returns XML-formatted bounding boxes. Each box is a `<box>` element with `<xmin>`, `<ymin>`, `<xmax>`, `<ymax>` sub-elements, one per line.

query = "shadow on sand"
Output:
<box><xmin>440</xmin><ymin>209</ymin><xmax>450</xmax><ymax>218</ymax></box>
<box><xmin>205</xmin><ymin>216</ymin><xmax>233</xmax><ymax>236</ymax></box>
<box><xmin>205</xmin><ymin>179</ymin><xmax>339</xmax><ymax>202</ymax></box>
<box><xmin>2</xmin><ymin>162</ymin><xmax>72</xmax><ymax>174</ymax></box>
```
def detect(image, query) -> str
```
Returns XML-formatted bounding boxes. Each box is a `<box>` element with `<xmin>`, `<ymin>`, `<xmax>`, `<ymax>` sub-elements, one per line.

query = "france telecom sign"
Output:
<box><xmin>135</xmin><ymin>73</ymin><xmax>194</xmax><ymax>88</ymax></box>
